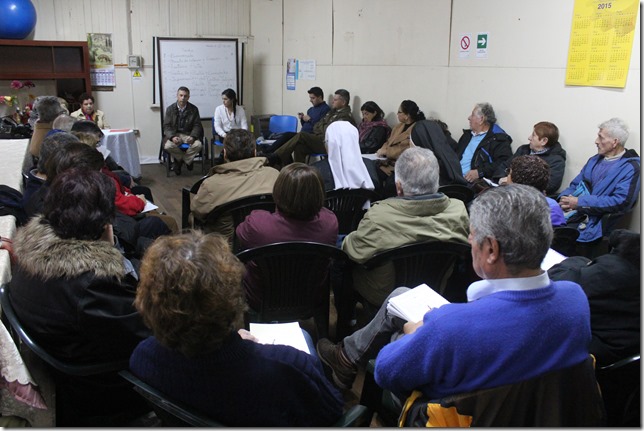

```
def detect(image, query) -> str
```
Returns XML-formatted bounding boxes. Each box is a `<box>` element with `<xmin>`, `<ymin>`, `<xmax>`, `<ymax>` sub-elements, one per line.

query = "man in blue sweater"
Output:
<box><xmin>318</xmin><ymin>184</ymin><xmax>591</xmax><ymax>397</ymax></box>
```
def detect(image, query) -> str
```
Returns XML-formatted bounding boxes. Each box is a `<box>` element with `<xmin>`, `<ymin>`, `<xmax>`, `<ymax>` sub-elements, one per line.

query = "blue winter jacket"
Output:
<box><xmin>559</xmin><ymin>149</ymin><xmax>640</xmax><ymax>242</ymax></box>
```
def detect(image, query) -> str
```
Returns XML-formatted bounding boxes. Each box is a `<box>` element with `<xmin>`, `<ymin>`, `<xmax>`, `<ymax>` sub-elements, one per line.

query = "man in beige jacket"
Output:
<box><xmin>191</xmin><ymin>129</ymin><xmax>279</xmax><ymax>239</ymax></box>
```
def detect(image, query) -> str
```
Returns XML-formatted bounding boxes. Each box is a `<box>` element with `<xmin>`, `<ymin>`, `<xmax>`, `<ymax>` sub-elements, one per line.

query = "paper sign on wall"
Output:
<box><xmin>476</xmin><ymin>32</ymin><xmax>489</xmax><ymax>58</ymax></box>
<box><xmin>459</xmin><ymin>34</ymin><xmax>472</xmax><ymax>58</ymax></box>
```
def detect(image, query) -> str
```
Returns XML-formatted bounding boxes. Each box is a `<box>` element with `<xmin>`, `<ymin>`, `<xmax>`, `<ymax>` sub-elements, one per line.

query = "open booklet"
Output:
<box><xmin>249</xmin><ymin>322</ymin><xmax>310</xmax><ymax>354</ymax></box>
<box><xmin>386</xmin><ymin>283</ymin><xmax>450</xmax><ymax>322</ymax></box>
<box><xmin>540</xmin><ymin>248</ymin><xmax>566</xmax><ymax>271</ymax></box>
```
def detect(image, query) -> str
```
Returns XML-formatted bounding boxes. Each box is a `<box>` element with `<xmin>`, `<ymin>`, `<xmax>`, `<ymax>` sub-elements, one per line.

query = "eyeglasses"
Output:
<box><xmin>505</xmin><ymin>168</ymin><xmax>511</xmax><ymax>175</ymax></box>
<box><xmin>397</xmin><ymin>111</ymin><xmax>403</xmax><ymax>114</ymax></box>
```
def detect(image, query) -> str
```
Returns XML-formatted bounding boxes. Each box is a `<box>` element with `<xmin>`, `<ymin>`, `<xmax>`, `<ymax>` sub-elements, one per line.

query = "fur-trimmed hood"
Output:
<box><xmin>13</xmin><ymin>215</ymin><xmax>125</xmax><ymax>281</ymax></box>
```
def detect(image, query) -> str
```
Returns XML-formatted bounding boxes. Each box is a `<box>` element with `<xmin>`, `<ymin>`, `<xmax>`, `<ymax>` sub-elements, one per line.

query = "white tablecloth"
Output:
<box><xmin>0</xmin><ymin>139</ymin><xmax>30</xmax><ymax>192</ymax></box>
<box><xmin>101</xmin><ymin>129</ymin><xmax>141</xmax><ymax>179</ymax></box>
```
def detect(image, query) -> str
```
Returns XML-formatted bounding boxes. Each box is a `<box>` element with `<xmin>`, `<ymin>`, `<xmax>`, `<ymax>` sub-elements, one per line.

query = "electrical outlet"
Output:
<box><xmin>133</xmin><ymin>129</ymin><xmax>140</xmax><ymax>135</ymax></box>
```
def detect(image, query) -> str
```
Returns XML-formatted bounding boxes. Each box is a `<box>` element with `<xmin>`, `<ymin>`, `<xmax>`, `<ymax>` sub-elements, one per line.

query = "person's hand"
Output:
<box><xmin>464</xmin><ymin>169</ymin><xmax>480</xmax><ymax>183</ymax></box>
<box><xmin>403</xmin><ymin>320</ymin><xmax>424</xmax><ymax>335</ymax></box>
<box><xmin>136</xmin><ymin>194</ymin><xmax>147</xmax><ymax>204</ymax></box>
<box><xmin>237</xmin><ymin>329</ymin><xmax>259</xmax><ymax>342</ymax></box>
<box><xmin>559</xmin><ymin>195</ymin><xmax>578</xmax><ymax>211</ymax></box>
<box><xmin>498</xmin><ymin>176</ymin><xmax>508</xmax><ymax>186</ymax></box>
<box><xmin>302</xmin><ymin>114</ymin><xmax>311</xmax><ymax>122</ymax></box>
<box><xmin>186</xmin><ymin>136</ymin><xmax>195</xmax><ymax>144</ymax></box>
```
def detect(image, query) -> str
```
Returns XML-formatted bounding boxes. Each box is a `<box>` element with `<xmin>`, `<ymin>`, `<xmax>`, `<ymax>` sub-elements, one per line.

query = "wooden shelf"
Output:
<box><xmin>0</xmin><ymin>39</ymin><xmax>92</xmax><ymax>106</ymax></box>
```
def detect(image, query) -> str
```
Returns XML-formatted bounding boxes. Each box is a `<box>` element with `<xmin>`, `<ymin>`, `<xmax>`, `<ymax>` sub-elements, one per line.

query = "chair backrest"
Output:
<box><xmin>399</xmin><ymin>356</ymin><xmax>606</xmax><ymax>427</ymax></box>
<box><xmin>324</xmin><ymin>188</ymin><xmax>379</xmax><ymax>235</ymax></box>
<box><xmin>363</xmin><ymin>241</ymin><xmax>475</xmax><ymax>300</ymax></box>
<box><xmin>0</xmin><ymin>284</ymin><xmax>127</xmax><ymax>376</ymax></box>
<box><xmin>268</xmin><ymin>115</ymin><xmax>298</xmax><ymax>134</ymax></box>
<box><xmin>551</xmin><ymin>226</ymin><xmax>580</xmax><ymax>256</ymax></box>
<box><xmin>119</xmin><ymin>370</ymin><xmax>224</xmax><ymax>427</ymax></box>
<box><xmin>181</xmin><ymin>175</ymin><xmax>209</xmax><ymax>229</ymax></box>
<box><xmin>438</xmin><ymin>184</ymin><xmax>475</xmax><ymax>206</ymax></box>
<box><xmin>235</xmin><ymin>241</ymin><xmax>347</xmax><ymax>339</ymax></box>
<box><xmin>596</xmin><ymin>354</ymin><xmax>640</xmax><ymax>426</ymax></box>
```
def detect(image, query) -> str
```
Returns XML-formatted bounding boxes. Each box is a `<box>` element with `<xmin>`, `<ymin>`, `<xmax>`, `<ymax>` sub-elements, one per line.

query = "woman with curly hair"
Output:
<box><xmin>129</xmin><ymin>231</ymin><xmax>343</xmax><ymax>426</ymax></box>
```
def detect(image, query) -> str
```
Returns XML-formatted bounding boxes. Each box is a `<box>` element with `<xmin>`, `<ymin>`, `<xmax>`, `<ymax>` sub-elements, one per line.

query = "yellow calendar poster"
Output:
<box><xmin>565</xmin><ymin>0</ymin><xmax>639</xmax><ymax>88</ymax></box>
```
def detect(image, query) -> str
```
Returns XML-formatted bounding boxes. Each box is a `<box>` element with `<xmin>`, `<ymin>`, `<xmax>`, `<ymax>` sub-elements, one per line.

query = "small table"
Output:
<box><xmin>101</xmin><ymin>129</ymin><xmax>142</xmax><ymax>179</ymax></box>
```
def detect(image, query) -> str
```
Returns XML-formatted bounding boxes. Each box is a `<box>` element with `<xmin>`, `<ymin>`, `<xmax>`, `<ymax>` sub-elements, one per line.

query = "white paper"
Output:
<box><xmin>249</xmin><ymin>322</ymin><xmax>310</xmax><ymax>354</ymax></box>
<box><xmin>541</xmin><ymin>248</ymin><xmax>566</xmax><ymax>271</ymax></box>
<box><xmin>141</xmin><ymin>201</ymin><xmax>158</xmax><ymax>213</ymax></box>
<box><xmin>386</xmin><ymin>283</ymin><xmax>450</xmax><ymax>322</ymax></box>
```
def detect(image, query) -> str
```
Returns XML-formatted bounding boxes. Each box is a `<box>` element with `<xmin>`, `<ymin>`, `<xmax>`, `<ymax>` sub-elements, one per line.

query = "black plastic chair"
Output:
<box><xmin>596</xmin><ymin>354</ymin><xmax>640</xmax><ymax>426</ymax></box>
<box><xmin>336</xmin><ymin>240</ymin><xmax>478</xmax><ymax>339</ymax></box>
<box><xmin>361</xmin><ymin>356</ymin><xmax>605</xmax><ymax>427</ymax></box>
<box><xmin>119</xmin><ymin>369</ymin><xmax>370</xmax><ymax>427</ymax></box>
<box><xmin>181</xmin><ymin>175</ymin><xmax>208</xmax><ymax>229</ymax></box>
<box><xmin>202</xmin><ymin>193</ymin><xmax>275</xmax><ymax>252</ymax></box>
<box><xmin>0</xmin><ymin>284</ymin><xmax>130</xmax><ymax>425</ymax></box>
<box><xmin>235</xmin><ymin>241</ymin><xmax>348</xmax><ymax>340</ymax></box>
<box><xmin>159</xmin><ymin>136</ymin><xmax>209</xmax><ymax>177</ymax></box>
<box><xmin>438</xmin><ymin>184</ymin><xmax>475</xmax><ymax>206</ymax></box>
<box><xmin>324</xmin><ymin>188</ymin><xmax>379</xmax><ymax>235</ymax></box>
<box><xmin>551</xmin><ymin>226</ymin><xmax>580</xmax><ymax>256</ymax></box>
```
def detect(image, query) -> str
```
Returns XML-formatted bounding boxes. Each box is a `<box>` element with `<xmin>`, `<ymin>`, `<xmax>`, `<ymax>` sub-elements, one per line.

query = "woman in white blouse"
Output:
<box><xmin>213</xmin><ymin>88</ymin><xmax>248</xmax><ymax>139</ymax></box>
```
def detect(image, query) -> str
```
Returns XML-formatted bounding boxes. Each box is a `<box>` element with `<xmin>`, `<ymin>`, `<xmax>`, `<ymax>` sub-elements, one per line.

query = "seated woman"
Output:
<box><xmin>375</xmin><ymin>100</ymin><xmax>425</xmax><ymax>197</ymax></box>
<box><xmin>70</xmin><ymin>92</ymin><xmax>110</xmax><ymax>129</ymax></box>
<box><xmin>130</xmin><ymin>231</ymin><xmax>343</xmax><ymax>426</ymax></box>
<box><xmin>9</xmin><ymin>168</ymin><xmax>149</xmax><ymax>424</ymax></box>
<box><xmin>236</xmin><ymin>163</ymin><xmax>338</xmax><ymax>309</ymax></box>
<box><xmin>358</xmin><ymin>101</ymin><xmax>391</xmax><ymax>154</ymax></box>
<box><xmin>312</xmin><ymin>121</ymin><xmax>379</xmax><ymax>192</ymax></box>
<box><xmin>213</xmin><ymin>88</ymin><xmax>248</xmax><ymax>140</ymax></box>
<box><xmin>495</xmin><ymin>121</ymin><xmax>566</xmax><ymax>195</ymax></box>
<box><xmin>505</xmin><ymin>155</ymin><xmax>566</xmax><ymax>227</ymax></box>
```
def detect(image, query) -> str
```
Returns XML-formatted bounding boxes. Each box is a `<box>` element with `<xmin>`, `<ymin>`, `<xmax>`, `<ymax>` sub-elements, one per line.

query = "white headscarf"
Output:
<box><xmin>325</xmin><ymin>121</ymin><xmax>375</xmax><ymax>190</ymax></box>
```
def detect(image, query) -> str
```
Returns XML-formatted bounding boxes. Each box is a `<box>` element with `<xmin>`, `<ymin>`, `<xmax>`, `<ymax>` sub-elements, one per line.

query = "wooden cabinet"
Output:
<box><xmin>0</xmin><ymin>39</ymin><xmax>91</xmax><ymax>112</ymax></box>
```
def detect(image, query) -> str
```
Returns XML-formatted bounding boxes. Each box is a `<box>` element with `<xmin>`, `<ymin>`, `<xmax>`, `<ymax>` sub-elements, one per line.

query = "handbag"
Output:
<box><xmin>0</xmin><ymin>116</ymin><xmax>33</xmax><ymax>139</ymax></box>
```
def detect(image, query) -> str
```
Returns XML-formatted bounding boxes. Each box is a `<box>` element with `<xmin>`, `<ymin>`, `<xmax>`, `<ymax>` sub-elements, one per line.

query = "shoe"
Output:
<box><xmin>172</xmin><ymin>161</ymin><xmax>182</xmax><ymax>175</ymax></box>
<box><xmin>316</xmin><ymin>338</ymin><xmax>357</xmax><ymax>390</ymax></box>
<box><xmin>186</xmin><ymin>162</ymin><xmax>194</xmax><ymax>171</ymax></box>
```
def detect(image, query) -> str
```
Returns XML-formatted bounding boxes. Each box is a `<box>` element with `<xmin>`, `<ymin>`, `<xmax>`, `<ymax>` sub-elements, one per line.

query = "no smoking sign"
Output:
<box><xmin>460</xmin><ymin>36</ymin><xmax>470</xmax><ymax>50</ymax></box>
<box><xmin>459</xmin><ymin>33</ymin><xmax>472</xmax><ymax>58</ymax></box>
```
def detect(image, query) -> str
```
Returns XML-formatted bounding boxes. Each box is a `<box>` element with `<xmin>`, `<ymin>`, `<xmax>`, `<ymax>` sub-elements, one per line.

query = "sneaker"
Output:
<box><xmin>186</xmin><ymin>162</ymin><xmax>194</xmax><ymax>171</ymax></box>
<box><xmin>316</xmin><ymin>338</ymin><xmax>357</xmax><ymax>390</ymax></box>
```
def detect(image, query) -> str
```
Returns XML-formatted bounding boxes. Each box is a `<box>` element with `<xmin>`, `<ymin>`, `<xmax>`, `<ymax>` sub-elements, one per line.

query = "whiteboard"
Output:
<box><xmin>156</xmin><ymin>37</ymin><xmax>239</xmax><ymax>120</ymax></box>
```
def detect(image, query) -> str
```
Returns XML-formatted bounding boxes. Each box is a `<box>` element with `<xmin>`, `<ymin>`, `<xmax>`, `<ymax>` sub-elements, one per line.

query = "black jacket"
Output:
<box><xmin>412</xmin><ymin>120</ymin><xmax>467</xmax><ymax>186</ymax></box>
<box><xmin>494</xmin><ymin>142</ymin><xmax>567</xmax><ymax>195</ymax></box>
<box><xmin>454</xmin><ymin>124</ymin><xmax>513</xmax><ymax>179</ymax></box>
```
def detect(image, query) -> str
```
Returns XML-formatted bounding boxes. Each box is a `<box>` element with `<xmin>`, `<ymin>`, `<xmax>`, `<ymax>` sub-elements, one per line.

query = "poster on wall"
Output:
<box><xmin>286</xmin><ymin>58</ymin><xmax>296</xmax><ymax>90</ymax></box>
<box><xmin>297</xmin><ymin>60</ymin><xmax>316</xmax><ymax>80</ymax></box>
<box><xmin>88</xmin><ymin>33</ymin><xmax>116</xmax><ymax>87</ymax></box>
<box><xmin>565</xmin><ymin>0</ymin><xmax>639</xmax><ymax>88</ymax></box>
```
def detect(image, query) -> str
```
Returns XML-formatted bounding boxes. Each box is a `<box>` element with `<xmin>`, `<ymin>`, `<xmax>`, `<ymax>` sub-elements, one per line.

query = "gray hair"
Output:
<box><xmin>52</xmin><ymin>114</ymin><xmax>77</xmax><ymax>132</ymax></box>
<box><xmin>598</xmin><ymin>118</ymin><xmax>629</xmax><ymax>146</ymax></box>
<box><xmin>469</xmin><ymin>184</ymin><xmax>552</xmax><ymax>272</ymax></box>
<box><xmin>38</xmin><ymin>132</ymin><xmax>81</xmax><ymax>175</ymax></box>
<box><xmin>33</xmin><ymin>96</ymin><xmax>66</xmax><ymax>122</ymax></box>
<box><xmin>394</xmin><ymin>147</ymin><xmax>440</xmax><ymax>196</ymax></box>
<box><xmin>334</xmin><ymin>89</ymin><xmax>350</xmax><ymax>106</ymax></box>
<box><xmin>474</xmin><ymin>102</ymin><xmax>497</xmax><ymax>125</ymax></box>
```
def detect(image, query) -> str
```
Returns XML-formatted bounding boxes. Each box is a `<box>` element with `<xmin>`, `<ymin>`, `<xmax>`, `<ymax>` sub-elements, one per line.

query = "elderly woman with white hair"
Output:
<box><xmin>312</xmin><ymin>121</ymin><xmax>380</xmax><ymax>192</ymax></box>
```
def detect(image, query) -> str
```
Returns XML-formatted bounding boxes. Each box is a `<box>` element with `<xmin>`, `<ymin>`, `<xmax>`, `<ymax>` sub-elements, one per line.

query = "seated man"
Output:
<box><xmin>549</xmin><ymin>229</ymin><xmax>640</xmax><ymax>366</ymax></box>
<box><xmin>453</xmin><ymin>102</ymin><xmax>513</xmax><ymax>185</ymax></box>
<box><xmin>260</xmin><ymin>86</ymin><xmax>331</xmax><ymax>154</ymax></box>
<box><xmin>273</xmin><ymin>88</ymin><xmax>356</xmax><ymax>165</ymax></box>
<box><xmin>191</xmin><ymin>129</ymin><xmax>279</xmax><ymax>239</ymax></box>
<box><xmin>341</xmin><ymin>147</ymin><xmax>470</xmax><ymax>308</ymax></box>
<box><xmin>506</xmin><ymin>155</ymin><xmax>566</xmax><ymax>227</ymax></box>
<box><xmin>318</xmin><ymin>185</ymin><xmax>591</xmax><ymax>396</ymax></box>
<box><xmin>558</xmin><ymin>118</ymin><xmax>640</xmax><ymax>255</ymax></box>
<box><xmin>162</xmin><ymin>86</ymin><xmax>204</xmax><ymax>175</ymax></box>
<box><xmin>28</xmin><ymin>95</ymin><xmax>67</xmax><ymax>159</ymax></box>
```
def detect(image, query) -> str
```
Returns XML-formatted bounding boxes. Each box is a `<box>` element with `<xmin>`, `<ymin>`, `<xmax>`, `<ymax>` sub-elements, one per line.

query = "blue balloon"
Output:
<box><xmin>0</xmin><ymin>0</ymin><xmax>37</xmax><ymax>40</ymax></box>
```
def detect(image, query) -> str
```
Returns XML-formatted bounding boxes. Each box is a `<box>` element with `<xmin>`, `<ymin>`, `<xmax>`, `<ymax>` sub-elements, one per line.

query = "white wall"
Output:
<box><xmin>251</xmin><ymin>0</ymin><xmax>640</xmax><ymax>232</ymax></box>
<box><xmin>29</xmin><ymin>0</ymin><xmax>251</xmax><ymax>163</ymax></box>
